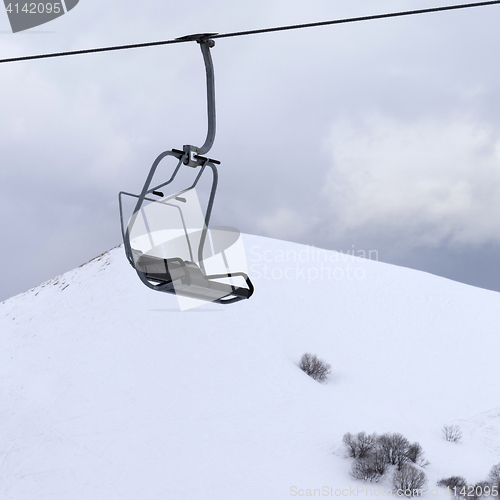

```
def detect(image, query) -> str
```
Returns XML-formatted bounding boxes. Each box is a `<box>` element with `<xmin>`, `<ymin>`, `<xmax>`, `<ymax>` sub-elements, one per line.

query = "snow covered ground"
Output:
<box><xmin>1</xmin><ymin>234</ymin><xmax>499</xmax><ymax>499</ymax></box>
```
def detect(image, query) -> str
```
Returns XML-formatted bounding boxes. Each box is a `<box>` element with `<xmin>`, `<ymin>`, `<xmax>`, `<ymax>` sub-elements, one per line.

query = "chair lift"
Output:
<box><xmin>119</xmin><ymin>34</ymin><xmax>254</xmax><ymax>305</ymax></box>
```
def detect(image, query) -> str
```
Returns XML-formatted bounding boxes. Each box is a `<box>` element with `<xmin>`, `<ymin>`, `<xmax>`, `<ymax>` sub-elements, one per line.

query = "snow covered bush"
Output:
<box><xmin>342</xmin><ymin>432</ymin><xmax>427</xmax><ymax>468</ymax></box>
<box><xmin>350</xmin><ymin>452</ymin><xmax>387</xmax><ymax>483</ymax></box>
<box><xmin>438</xmin><ymin>470</ymin><xmax>500</xmax><ymax>499</ymax></box>
<box><xmin>299</xmin><ymin>353</ymin><xmax>331</xmax><ymax>383</ymax></box>
<box><xmin>393</xmin><ymin>463</ymin><xmax>427</xmax><ymax>496</ymax></box>
<box><xmin>377</xmin><ymin>433</ymin><xmax>411</xmax><ymax>469</ymax></box>
<box><xmin>343</xmin><ymin>432</ymin><xmax>358</xmax><ymax>458</ymax></box>
<box><xmin>368</xmin><ymin>449</ymin><xmax>388</xmax><ymax>477</ymax></box>
<box><xmin>343</xmin><ymin>432</ymin><xmax>427</xmax><ymax>486</ymax></box>
<box><xmin>437</xmin><ymin>476</ymin><xmax>467</xmax><ymax>490</ymax></box>
<box><xmin>406</xmin><ymin>442</ymin><xmax>428</xmax><ymax>467</ymax></box>
<box><xmin>351</xmin><ymin>458</ymin><xmax>378</xmax><ymax>482</ymax></box>
<box><xmin>343</xmin><ymin>432</ymin><xmax>377</xmax><ymax>459</ymax></box>
<box><xmin>489</xmin><ymin>463</ymin><xmax>500</xmax><ymax>489</ymax></box>
<box><xmin>442</xmin><ymin>425</ymin><xmax>462</xmax><ymax>443</ymax></box>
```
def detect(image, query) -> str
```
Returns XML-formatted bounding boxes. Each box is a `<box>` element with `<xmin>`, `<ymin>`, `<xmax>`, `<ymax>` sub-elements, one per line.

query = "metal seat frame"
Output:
<box><xmin>119</xmin><ymin>35</ymin><xmax>254</xmax><ymax>304</ymax></box>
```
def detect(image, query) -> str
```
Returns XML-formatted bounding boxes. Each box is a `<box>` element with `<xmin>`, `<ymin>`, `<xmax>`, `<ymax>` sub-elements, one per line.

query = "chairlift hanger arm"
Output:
<box><xmin>198</xmin><ymin>38</ymin><xmax>216</xmax><ymax>156</ymax></box>
<box><xmin>175</xmin><ymin>34</ymin><xmax>217</xmax><ymax>163</ymax></box>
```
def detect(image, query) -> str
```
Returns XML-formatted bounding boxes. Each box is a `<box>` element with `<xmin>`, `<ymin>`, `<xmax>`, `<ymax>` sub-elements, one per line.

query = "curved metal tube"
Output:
<box><xmin>197</xmin><ymin>40</ymin><xmax>216</xmax><ymax>156</ymax></box>
<box><xmin>121</xmin><ymin>150</ymin><xmax>183</xmax><ymax>266</ymax></box>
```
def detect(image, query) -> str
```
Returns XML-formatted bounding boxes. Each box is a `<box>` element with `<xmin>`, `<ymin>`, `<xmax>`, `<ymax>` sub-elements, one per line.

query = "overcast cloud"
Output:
<box><xmin>1</xmin><ymin>0</ymin><xmax>499</xmax><ymax>302</ymax></box>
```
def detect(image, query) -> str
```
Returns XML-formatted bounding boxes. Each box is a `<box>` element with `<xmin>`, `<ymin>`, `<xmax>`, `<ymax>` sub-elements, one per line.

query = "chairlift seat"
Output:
<box><xmin>133</xmin><ymin>250</ymin><xmax>253</xmax><ymax>303</ymax></box>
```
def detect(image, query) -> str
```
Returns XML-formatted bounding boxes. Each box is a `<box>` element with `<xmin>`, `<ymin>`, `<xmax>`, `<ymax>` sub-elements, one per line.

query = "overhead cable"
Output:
<box><xmin>1</xmin><ymin>0</ymin><xmax>499</xmax><ymax>64</ymax></box>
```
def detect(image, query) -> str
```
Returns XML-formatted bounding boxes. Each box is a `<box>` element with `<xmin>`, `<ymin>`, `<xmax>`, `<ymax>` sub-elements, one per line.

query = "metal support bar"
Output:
<box><xmin>179</xmin><ymin>35</ymin><xmax>217</xmax><ymax>164</ymax></box>
<box><xmin>197</xmin><ymin>39</ymin><xmax>216</xmax><ymax>156</ymax></box>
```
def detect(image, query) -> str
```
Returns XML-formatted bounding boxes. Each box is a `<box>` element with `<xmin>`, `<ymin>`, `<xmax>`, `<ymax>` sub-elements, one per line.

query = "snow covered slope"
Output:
<box><xmin>1</xmin><ymin>234</ymin><xmax>499</xmax><ymax>499</ymax></box>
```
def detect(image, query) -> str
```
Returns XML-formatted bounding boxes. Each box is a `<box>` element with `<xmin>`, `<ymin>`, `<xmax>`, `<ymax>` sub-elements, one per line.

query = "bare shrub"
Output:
<box><xmin>489</xmin><ymin>463</ymin><xmax>500</xmax><ymax>489</ymax></box>
<box><xmin>349</xmin><ymin>444</ymin><xmax>389</xmax><ymax>483</ymax></box>
<box><xmin>407</xmin><ymin>442</ymin><xmax>429</xmax><ymax>467</ymax></box>
<box><xmin>442</xmin><ymin>425</ymin><xmax>462</xmax><ymax>443</ymax></box>
<box><xmin>299</xmin><ymin>353</ymin><xmax>331</xmax><ymax>383</ymax></box>
<box><xmin>343</xmin><ymin>432</ymin><xmax>357</xmax><ymax>458</ymax></box>
<box><xmin>367</xmin><ymin>449</ymin><xmax>388</xmax><ymax>476</ymax></box>
<box><xmin>437</xmin><ymin>476</ymin><xmax>467</xmax><ymax>490</ymax></box>
<box><xmin>393</xmin><ymin>464</ymin><xmax>427</xmax><ymax>497</ymax></box>
<box><xmin>377</xmin><ymin>433</ymin><xmax>411</xmax><ymax>469</ymax></box>
<box><xmin>342</xmin><ymin>432</ymin><xmax>377</xmax><ymax>459</ymax></box>
<box><xmin>357</xmin><ymin>432</ymin><xmax>378</xmax><ymax>458</ymax></box>
<box><xmin>350</xmin><ymin>457</ymin><xmax>383</xmax><ymax>483</ymax></box>
<box><xmin>343</xmin><ymin>431</ymin><xmax>430</xmax><ymax>492</ymax></box>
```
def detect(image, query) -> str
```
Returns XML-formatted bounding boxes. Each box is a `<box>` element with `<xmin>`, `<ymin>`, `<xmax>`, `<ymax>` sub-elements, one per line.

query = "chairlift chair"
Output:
<box><xmin>119</xmin><ymin>34</ymin><xmax>254</xmax><ymax>304</ymax></box>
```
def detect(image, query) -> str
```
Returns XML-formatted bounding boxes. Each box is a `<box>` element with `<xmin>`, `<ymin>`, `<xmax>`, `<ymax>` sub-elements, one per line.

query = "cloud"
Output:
<box><xmin>2</xmin><ymin>0</ymin><xmax>500</xmax><ymax>299</ymax></box>
<box><xmin>257</xmin><ymin>207</ymin><xmax>320</xmax><ymax>242</ymax></box>
<box><xmin>321</xmin><ymin>115</ymin><xmax>500</xmax><ymax>249</ymax></box>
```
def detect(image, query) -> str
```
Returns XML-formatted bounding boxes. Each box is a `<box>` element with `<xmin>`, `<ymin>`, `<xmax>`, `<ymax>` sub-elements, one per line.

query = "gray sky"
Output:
<box><xmin>1</xmin><ymin>0</ymin><xmax>499</xmax><ymax>302</ymax></box>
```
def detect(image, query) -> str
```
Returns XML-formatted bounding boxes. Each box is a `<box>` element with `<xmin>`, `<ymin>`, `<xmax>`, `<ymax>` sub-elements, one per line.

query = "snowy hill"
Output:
<box><xmin>1</xmin><ymin>234</ymin><xmax>499</xmax><ymax>499</ymax></box>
